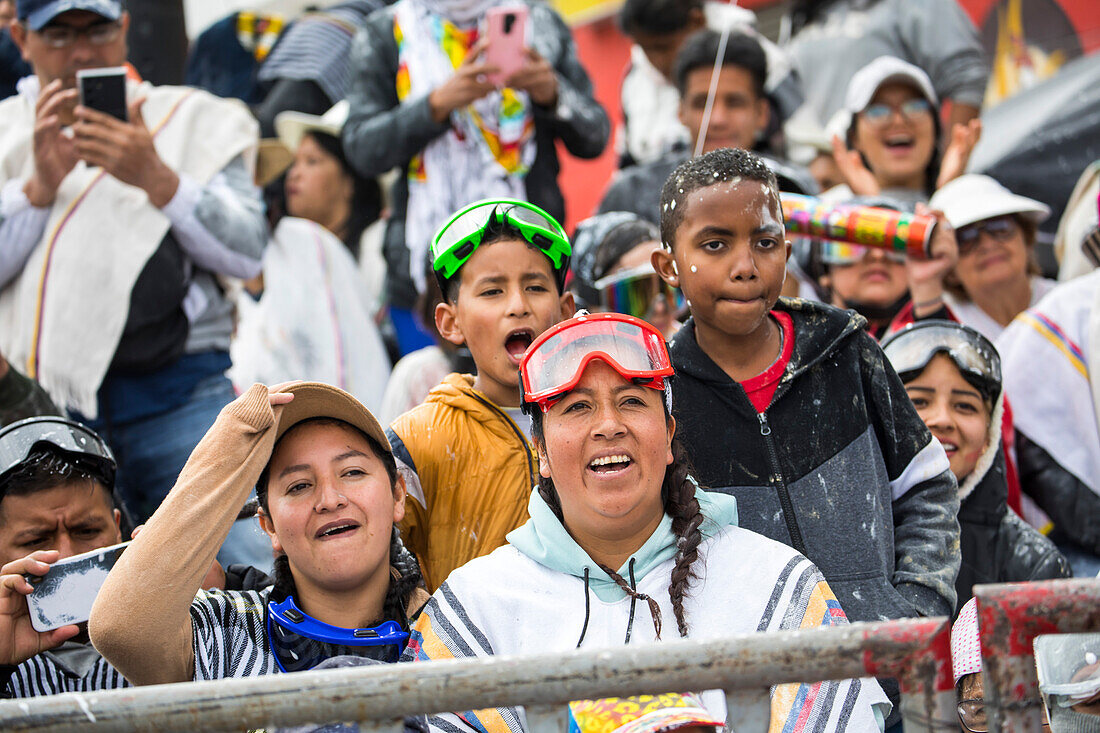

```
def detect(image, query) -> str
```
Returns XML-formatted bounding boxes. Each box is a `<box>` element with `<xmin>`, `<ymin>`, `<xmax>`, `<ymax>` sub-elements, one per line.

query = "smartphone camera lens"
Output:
<box><xmin>503</xmin><ymin>13</ymin><xmax>515</xmax><ymax>33</ymax></box>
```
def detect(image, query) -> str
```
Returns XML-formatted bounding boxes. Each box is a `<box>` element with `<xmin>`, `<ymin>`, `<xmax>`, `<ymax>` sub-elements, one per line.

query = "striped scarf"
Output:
<box><xmin>394</xmin><ymin>0</ymin><xmax>536</xmax><ymax>293</ymax></box>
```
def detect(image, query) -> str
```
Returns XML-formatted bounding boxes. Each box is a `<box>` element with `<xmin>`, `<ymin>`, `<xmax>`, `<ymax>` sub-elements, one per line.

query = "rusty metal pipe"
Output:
<box><xmin>0</xmin><ymin>618</ymin><xmax>951</xmax><ymax>733</ymax></box>
<box><xmin>974</xmin><ymin>579</ymin><xmax>1100</xmax><ymax>733</ymax></box>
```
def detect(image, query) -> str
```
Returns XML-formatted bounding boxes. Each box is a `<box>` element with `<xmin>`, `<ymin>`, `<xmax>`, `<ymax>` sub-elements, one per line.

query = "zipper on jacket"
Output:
<box><xmin>469</xmin><ymin>392</ymin><xmax>536</xmax><ymax>489</ymax></box>
<box><xmin>758</xmin><ymin>412</ymin><xmax>807</xmax><ymax>556</ymax></box>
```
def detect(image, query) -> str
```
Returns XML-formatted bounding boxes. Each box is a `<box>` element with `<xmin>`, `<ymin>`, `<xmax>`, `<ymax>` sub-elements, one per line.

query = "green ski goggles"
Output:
<box><xmin>431</xmin><ymin>199</ymin><xmax>571</xmax><ymax>284</ymax></box>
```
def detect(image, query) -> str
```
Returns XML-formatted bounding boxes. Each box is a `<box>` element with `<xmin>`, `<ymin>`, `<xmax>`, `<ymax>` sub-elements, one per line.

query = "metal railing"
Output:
<box><xmin>975</xmin><ymin>578</ymin><xmax>1100</xmax><ymax>733</ymax></box>
<box><xmin>0</xmin><ymin>617</ymin><xmax>955</xmax><ymax>733</ymax></box>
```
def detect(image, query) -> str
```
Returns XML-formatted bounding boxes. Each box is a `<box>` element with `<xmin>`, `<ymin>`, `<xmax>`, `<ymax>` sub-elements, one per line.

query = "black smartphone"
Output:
<box><xmin>77</xmin><ymin>67</ymin><xmax>128</xmax><ymax>122</ymax></box>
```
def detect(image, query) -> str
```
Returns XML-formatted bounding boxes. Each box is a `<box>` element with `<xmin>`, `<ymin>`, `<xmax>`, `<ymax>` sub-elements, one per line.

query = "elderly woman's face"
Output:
<box><xmin>853</xmin><ymin>82</ymin><xmax>936</xmax><ymax>190</ymax></box>
<box><xmin>952</xmin><ymin>215</ymin><xmax>1031</xmax><ymax>295</ymax></box>
<box><xmin>537</xmin><ymin>360</ymin><xmax>673</xmax><ymax>541</ymax></box>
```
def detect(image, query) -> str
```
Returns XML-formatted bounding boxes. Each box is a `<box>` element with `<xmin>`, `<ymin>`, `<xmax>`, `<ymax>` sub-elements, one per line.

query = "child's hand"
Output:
<box><xmin>935</xmin><ymin>118</ymin><xmax>981</xmax><ymax>191</ymax></box>
<box><xmin>831</xmin><ymin>134</ymin><xmax>880</xmax><ymax>197</ymax></box>
<box><xmin>906</xmin><ymin>204</ymin><xmax>958</xmax><ymax>316</ymax></box>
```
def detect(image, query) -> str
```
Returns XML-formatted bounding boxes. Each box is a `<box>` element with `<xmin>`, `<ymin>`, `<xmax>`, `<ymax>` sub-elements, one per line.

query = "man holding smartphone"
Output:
<box><xmin>0</xmin><ymin>0</ymin><xmax>271</xmax><ymax>569</ymax></box>
<box><xmin>0</xmin><ymin>417</ymin><xmax>128</xmax><ymax>697</ymax></box>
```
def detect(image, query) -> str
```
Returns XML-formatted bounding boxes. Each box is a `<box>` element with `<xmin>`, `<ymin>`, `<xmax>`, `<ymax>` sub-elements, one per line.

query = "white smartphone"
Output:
<box><xmin>76</xmin><ymin>67</ymin><xmax>128</xmax><ymax>122</ymax></box>
<box><xmin>25</xmin><ymin>541</ymin><xmax>130</xmax><ymax>632</ymax></box>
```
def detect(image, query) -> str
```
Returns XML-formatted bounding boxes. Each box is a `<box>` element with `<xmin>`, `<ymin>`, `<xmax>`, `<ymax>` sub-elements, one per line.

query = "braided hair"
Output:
<box><xmin>530</xmin><ymin>403</ymin><xmax>705</xmax><ymax>638</ymax></box>
<box><xmin>256</xmin><ymin>418</ymin><xmax>424</xmax><ymax>629</ymax></box>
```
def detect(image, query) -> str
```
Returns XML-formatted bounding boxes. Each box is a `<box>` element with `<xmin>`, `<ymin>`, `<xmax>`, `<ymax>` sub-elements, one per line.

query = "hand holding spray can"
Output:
<box><xmin>781</xmin><ymin>193</ymin><xmax>935</xmax><ymax>259</ymax></box>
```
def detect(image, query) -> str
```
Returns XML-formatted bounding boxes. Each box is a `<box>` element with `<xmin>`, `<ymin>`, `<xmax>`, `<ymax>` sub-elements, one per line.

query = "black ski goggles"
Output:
<box><xmin>881</xmin><ymin>320</ymin><xmax>1001</xmax><ymax>403</ymax></box>
<box><xmin>267</xmin><ymin>595</ymin><xmax>409</xmax><ymax>673</ymax></box>
<box><xmin>0</xmin><ymin>417</ymin><xmax>116</xmax><ymax>489</ymax></box>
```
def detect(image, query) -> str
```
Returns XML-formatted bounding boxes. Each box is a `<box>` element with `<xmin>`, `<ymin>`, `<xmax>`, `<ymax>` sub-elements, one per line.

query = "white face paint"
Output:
<box><xmin>690</xmin><ymin>264</ymin><xmax>698</xmax><ymax>273</ymax></box>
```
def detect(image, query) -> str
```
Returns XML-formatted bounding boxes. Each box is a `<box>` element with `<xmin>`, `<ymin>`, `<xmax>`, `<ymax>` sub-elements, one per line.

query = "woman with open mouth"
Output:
<box><xmin>89</xmin><ymin>381</ymin><xmax>428</xmax><ymax>683</ymax></box>
<box><xmin>406</xmin><ymin>312</ymin><xmax>889</xmax><ymax>731</ymax></box>
<box><xmin>882</xmin><ymin>321</ymin><xmax>1069</xmax><ymax>610</ymax></box>
<box><xmin>828</xmin><ymin>56</ymin><xmax>979</xmax><ymax>208</ymax></box>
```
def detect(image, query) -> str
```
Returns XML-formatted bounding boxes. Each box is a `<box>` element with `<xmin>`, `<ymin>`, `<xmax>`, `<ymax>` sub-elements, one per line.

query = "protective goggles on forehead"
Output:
<box><xmin>880</xmin><ymin>320</ymin><xmax>1002</xmax><ymax>402</ymax></box>
<box><xmin>520</xmin><ymin>313</ymin><xmax>674</xmax><ymax>413</ymax></box>
<box><xmin>819</xmin><ymin>241</ymin><xmax>907</xmax><ymax>265</ymax></box>
<box><xmin>0</xmin><ymin>417</ymin><xmax>116</xmax><ymax>489</ymax></box>
<box><xmin>267</xmin><ymin>595</ymin><xmax>409</xmax><ymax>673</ymax></box>
<box><xmin>431</xmin><ymin>198</ymin><xmax>571</xmax><ymax>283</ymax></box>
<box><xmin>594</xmin><ymin>265</ymin><xmax>686</xmax><ymax>322</ymax></box>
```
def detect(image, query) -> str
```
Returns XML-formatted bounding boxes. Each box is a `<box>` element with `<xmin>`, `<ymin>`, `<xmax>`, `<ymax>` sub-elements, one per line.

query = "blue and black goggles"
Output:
<box><xmin>267</xmin><ymin>595</ymin><xmax>409</xmax><ymax>673</ymax></box>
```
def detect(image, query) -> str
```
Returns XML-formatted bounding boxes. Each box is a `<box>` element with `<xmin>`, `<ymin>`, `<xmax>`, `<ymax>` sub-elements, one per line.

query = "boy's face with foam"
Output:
<box><xmin>436</xmin><ymin>238</ymin><xmax>574</xmax><ymax>407</ymax></box>
<box><xmin>653</xmin><ymin>178</ymin><xmax>790</xmax><ymax>340</ymax></box>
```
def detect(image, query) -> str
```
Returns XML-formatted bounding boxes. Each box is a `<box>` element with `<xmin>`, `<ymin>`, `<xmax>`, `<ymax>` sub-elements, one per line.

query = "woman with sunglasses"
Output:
<box><xmin>570</xmin><ymin>212</ymin><xmax>683</xmax><ymax>338</ymax></box>
<box><xmin>928</xmin><ymin>174</ymin><xmax>1055</xmax><ymax>341</ymax></box>
<box><xmin>408</xmin><ymin>313</ymin><xmax>889</xmax><ymax>731</ymax></box>
<box><xmin>89</xmin><ymin>382</ymin><xmax>428</xmax><ymax>683</ymax></box>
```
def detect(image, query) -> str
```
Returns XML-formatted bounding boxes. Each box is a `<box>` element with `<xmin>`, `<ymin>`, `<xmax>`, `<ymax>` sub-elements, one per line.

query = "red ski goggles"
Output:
<box><xmin>520</xmin><ymin>313</ymin><xmax>674</xmax><ymax>412</ymax></box>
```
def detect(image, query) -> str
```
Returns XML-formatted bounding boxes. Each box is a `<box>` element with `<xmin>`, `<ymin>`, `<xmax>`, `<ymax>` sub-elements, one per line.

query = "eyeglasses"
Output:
<box><xmin>36</xmin><ymin>21</ymin><xmax>123</xmax><ymax>49</ymax></box>
<box><xmin>860</xmin><ymin>98</ymin><xmax>932</xmax><ymax>127</ymax></box>
<box><xmin>957</xmin><ymin>699</ymin><xmax>988</xmax><ymax>732</ymax></box>
<box><xmin>955</xmin><ymin>216</ymin><xmax>1019</xmax><ymax>254</ymax></box>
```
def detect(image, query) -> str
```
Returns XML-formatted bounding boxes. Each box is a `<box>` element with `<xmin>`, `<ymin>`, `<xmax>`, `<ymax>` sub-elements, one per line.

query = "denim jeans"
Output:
<box><xmin>89</xmin><ymin>372</ymin><xmax>274</xmax><ymax>573</ymax></box>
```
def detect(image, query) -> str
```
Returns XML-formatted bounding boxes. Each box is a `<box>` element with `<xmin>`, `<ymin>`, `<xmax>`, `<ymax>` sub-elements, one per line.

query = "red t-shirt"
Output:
<box><xmin>741</xmin><ymin>311</ymin><xmax>794</xmax><ymax>413</ymax></box>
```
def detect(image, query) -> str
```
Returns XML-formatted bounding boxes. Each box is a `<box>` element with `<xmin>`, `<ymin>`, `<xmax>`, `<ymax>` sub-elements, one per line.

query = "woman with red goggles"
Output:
<box><xmin>407</xmin><ymin>313</ymin><xmax>889</xmax><ymax>732</ymax></box>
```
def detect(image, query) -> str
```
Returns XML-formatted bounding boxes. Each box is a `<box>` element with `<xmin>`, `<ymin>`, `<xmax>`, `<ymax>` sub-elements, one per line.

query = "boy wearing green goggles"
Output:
<box><xmin>389</xmin><ymin>198</ymin><xmax>575</xmax><ymax>591</ymax></box>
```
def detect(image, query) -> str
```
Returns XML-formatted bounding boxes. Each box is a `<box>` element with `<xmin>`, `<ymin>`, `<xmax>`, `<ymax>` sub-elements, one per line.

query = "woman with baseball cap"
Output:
<box><xmin>89</xmin><ymin>381</ymin><xmax>427</xmax><ymax>683</ymax></box>
<box><xmin>929</xmin><ymin>174</ymin><xmax>1055</xmax><ymax>341</ymax></box>
<box><xmin>827</xmin><ymin>56</ymin><xmax>981</xmax><ymax>208</ymax></box>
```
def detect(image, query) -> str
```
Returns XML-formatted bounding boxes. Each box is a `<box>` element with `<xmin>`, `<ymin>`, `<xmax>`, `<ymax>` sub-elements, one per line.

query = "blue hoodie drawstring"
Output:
<box><xmin>576</xmin><ymin>566</ymin><xmax>591</xmax><ymax>648</ymax></box>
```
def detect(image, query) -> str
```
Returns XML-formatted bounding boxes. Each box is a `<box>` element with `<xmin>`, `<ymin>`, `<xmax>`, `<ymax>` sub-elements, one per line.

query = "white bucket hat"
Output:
<box><xmin>844</xmin><ymin>56</ymin><xmax>939</xmax><ymax>116</ymax></box>
<box><xmin>930</xmin><ymin>174</ymin><xmax>1051</xmax><ymax>230</ymax></box>
<box><xmin>275</xmin><ymin>100</ymin><xmax>350</xmax><ymax>155</ymax></box>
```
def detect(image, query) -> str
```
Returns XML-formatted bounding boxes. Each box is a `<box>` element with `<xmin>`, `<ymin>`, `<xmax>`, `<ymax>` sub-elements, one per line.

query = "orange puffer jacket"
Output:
<box><xmin>388</xmin><ymin>373</ymin><xmax>536</xmax><ymax>592</ymax></box>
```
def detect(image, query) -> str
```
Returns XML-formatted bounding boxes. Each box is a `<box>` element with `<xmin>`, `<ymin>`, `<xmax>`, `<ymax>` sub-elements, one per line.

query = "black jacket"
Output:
<box><xmin>1016</xmin><ymin>431</ymin><xmax>1100</xmax><ymax>557</ymax></box>
<box><xmin>669</xmin><ymin>298</ymin><xmax>961</xmax><ymax>625</ymax></box>
<box><xmin>956</xmin><ymin>445</ymin><xmax>1071</xmax><ymax>609</ymax></box>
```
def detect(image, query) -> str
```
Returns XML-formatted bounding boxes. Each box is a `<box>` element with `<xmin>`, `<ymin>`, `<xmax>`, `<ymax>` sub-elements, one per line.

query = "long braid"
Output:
<box><xmin>270</xmin><ymin>553</ymin><xmax>297</xmax><ymax>603</ymax></box>
<box><xmin>598</xmin><ymin>562</ymin><xmax>663</xmax><ymax>641</ymax></box>
<box><xmin>382</xmin><ymin>526</ymin><xmax>425</xmax><ymax>629</ymax></box>
<box><xmin>664</xmin><ymin>439</ymin><xmax>705</xmax><ymax>638</ymax></box>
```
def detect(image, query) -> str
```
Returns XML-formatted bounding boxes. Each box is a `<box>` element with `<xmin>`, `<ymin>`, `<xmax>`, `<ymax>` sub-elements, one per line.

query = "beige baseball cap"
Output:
<box><xmin>273</xmin><ymin>382</ymin><xmax>390</xmax><ymax>453</ymax></box>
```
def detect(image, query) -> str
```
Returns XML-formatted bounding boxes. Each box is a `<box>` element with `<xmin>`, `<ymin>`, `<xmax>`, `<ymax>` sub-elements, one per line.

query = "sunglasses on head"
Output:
<box><xmin>955</xmin><ymin>216</ymin><xmax>1019</xmax><ymax>254</ymax></box>
<box><xmin>860</xmin><ymin>98</ymin><xmax>932</xmax><ymax>127</ymax></box>
<box><xmin>819</xmin><ymin>242</ymin><xmax>907</xmax><ymax>266</ymax></box>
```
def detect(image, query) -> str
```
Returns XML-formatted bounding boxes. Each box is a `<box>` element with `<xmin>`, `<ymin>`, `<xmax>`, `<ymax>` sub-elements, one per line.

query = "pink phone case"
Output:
<box><xmin>485</xmin><ymin>5</ymin><xmax>528</xmax><ymax>87</ymax></box>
